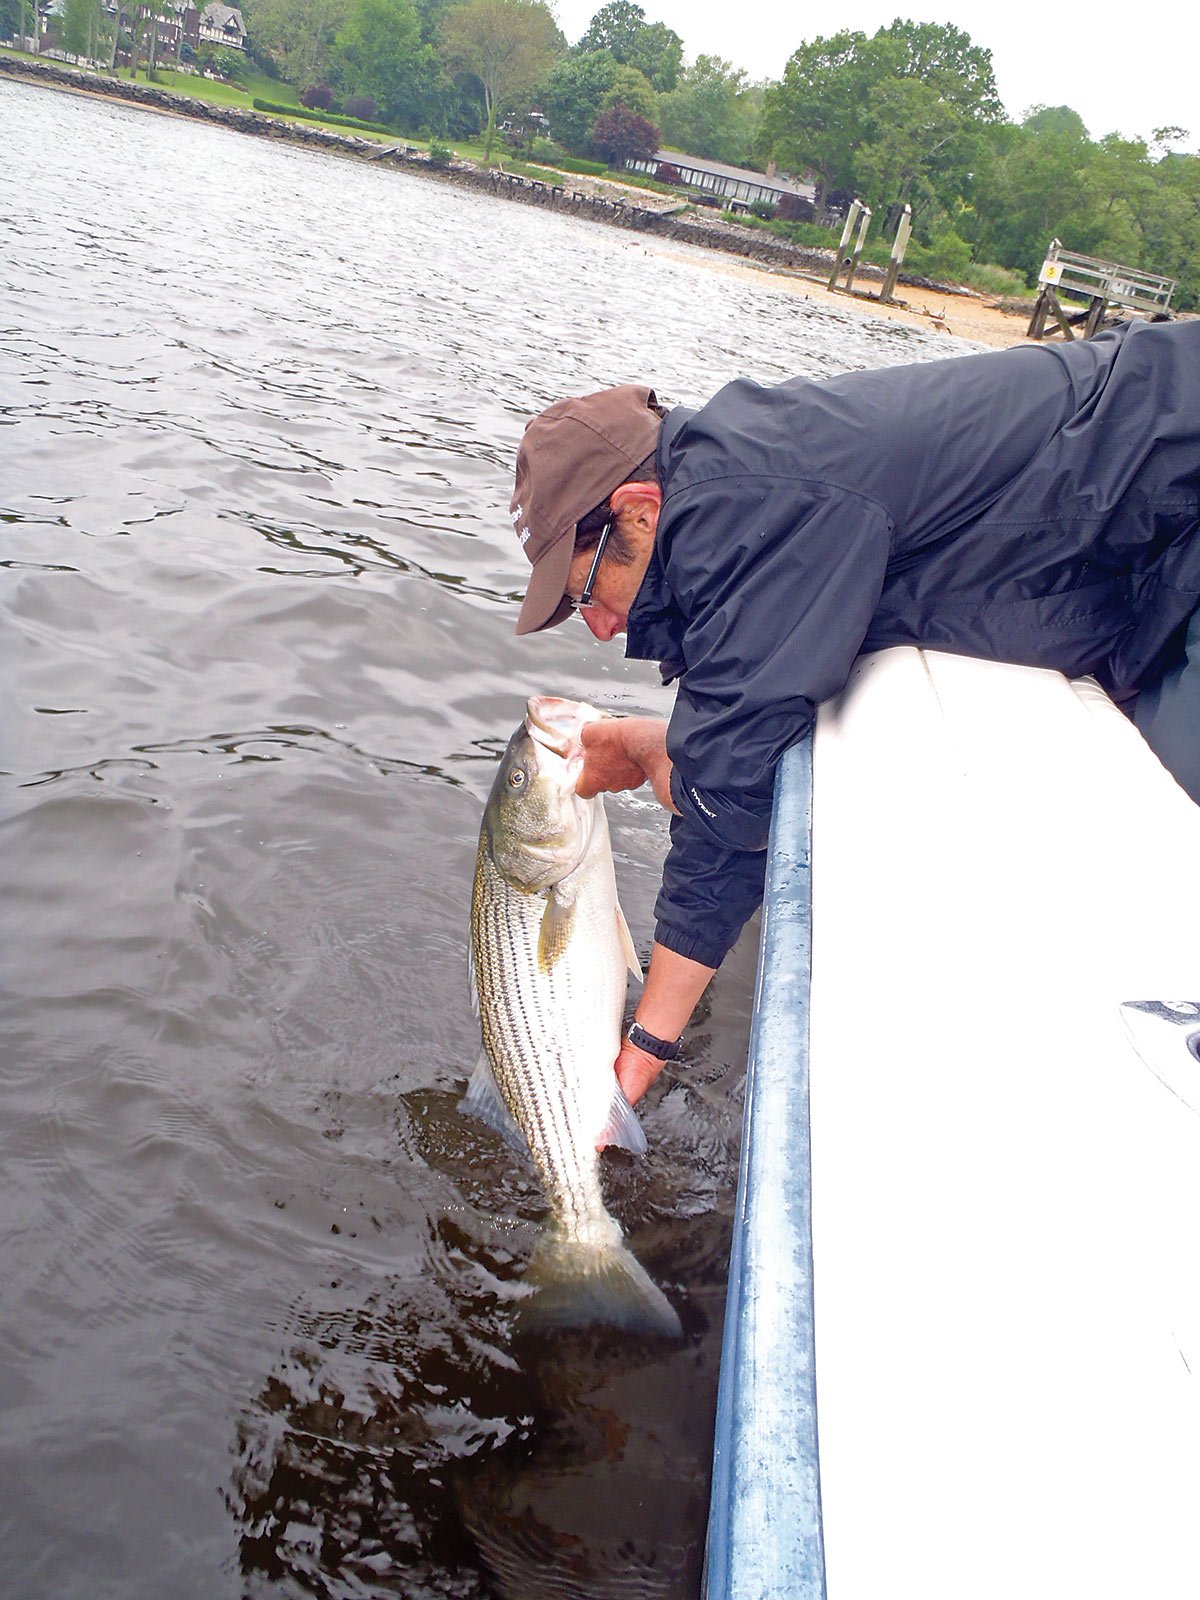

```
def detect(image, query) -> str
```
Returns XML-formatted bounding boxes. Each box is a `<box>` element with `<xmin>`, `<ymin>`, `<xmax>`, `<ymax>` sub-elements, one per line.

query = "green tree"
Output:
<box><xmin>577</xmin><ymin>1</ymin><xmax>680</xmax><ymax>90</ymax></box>
<box><xmin>406</xmin><ymin>0</ymin><xmax>480</xmax><ymax>132</ymax></box>
<box><xmin>336</xmin><ymin>0</ymin><xmax>435</xmax><ymax>124</ymax></box>
<box><xmin>870</xmin><ymin>18</ymin><xmax>1001</xmax><ymax>122</ymax></box>
<box><xmin>763</xmin><ymin>20</ymin><xmax>1001</xmax><ymax>227</ymax></box>
<box><xmin>657</xmin><ymin>54</ymin><xmax>761</xmax><ymax>164</ymax></box>
<box><xmin>244</xmin><ymin>0</ymin><xmax>351</xmax><ymax>89</ymax></box>
<box><xmin>62</xmin><ymin>0</ymin><xmax>108</xmax><ymax>57</ymax></box>
<box><xmin>12</xmin><ymin>0</ymin><xmax>40</xmax><ymax>51</ymax></box>
<box><xmin>1146</xmin><ymin>149</ymin><xmax>1200</xmax><ymax>308</ymax></box>
<box><xmin>539</xmin><ymin>46</ymin><xmax>618</xmax><ymax>153</ymax></box>
<box><xmin>964</xmin><ymin>109</ymin><xmax>1200</xmax><ymax>308</ymax></box>
<box><xmin>968</xmin><ymin>113</ymin><xmax>1126</xmax><ymax>276</ymax></box>
<box><xmin>440</xmin><ymin>0</ymin><xmax>562</xmax><ymax>160</ymax></box>
<box><xmin>761</xmin><ymin>30</ymin><xmax>872</xmax><ymax>219</ymax></box>
<box><xmin>853</xmin><ymin>73</ymin><xmax>980</xmax><ymax>222</ymax></box>
<box><xmin>598</xmin><ymin>61</ymin><xmax>655</xmax><ymax>121</ymax></box>
<box><xmin>1024</xmin><ymin>104</ymin><xmax>1088</xmax><ymax>141</ymax></box>
<box><xmin>1091</xmin><ymin>134</ymin><xmax>1200</xmax><ymax>310</ymax></box>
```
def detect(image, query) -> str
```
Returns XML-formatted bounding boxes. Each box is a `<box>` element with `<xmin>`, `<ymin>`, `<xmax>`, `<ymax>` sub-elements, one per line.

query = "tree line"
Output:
<box><xmin>762</xmin><ymin>22</ymin><xmax>1198</xmax><ymax>308</ymax></box>
<box><xmin>242</xmin><ymin>0</ymin><xmax>1197</xmax><ymax>305</ymax></box>
<box><xmin>9</xmin><ymin>0</ymin><xmax>1194</xmax><ymax>307</ymax></box>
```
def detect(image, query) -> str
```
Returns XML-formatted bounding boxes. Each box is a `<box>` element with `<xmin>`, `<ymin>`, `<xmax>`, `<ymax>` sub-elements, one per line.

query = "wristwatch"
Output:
<box><xmin>626</xmin><ymin>1020</ymin><xmax>683</xmax><ymax>1062</ymax></box>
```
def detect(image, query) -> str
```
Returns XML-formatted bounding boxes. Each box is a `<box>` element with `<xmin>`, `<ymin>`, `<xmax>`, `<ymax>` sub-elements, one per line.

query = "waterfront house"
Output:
<box><xmin>625</xmin><ymin>150</ymin><xmax>815</xmax><ymax>212</ymax></box>
<box><xmin>197</xmin><ymin>2</ymin><xmax>245</xmax><ymax>50</ymax></box>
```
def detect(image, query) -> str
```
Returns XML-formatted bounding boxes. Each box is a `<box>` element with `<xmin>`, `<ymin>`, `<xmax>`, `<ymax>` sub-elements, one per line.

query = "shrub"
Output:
<box><xmin>768</xmin><ymin>219</ymin><xmax>840</xmax><ymax>248</ymax></box>
<box><xmin>197</xmin><ymin>42</ymin><xmax>246</xmax><ymax>80</ymax></box>
<box><xmin>251</xmin><ymin>100</ymin><xmax>394</xmax><ymax>134</ymax></box>
<box><xmin>529</xmin><ymin>135</ymin><xmax>560</xmax><ymax>163</ymax></box>
<box><xmin>428</xmin><ymin>140</ymin><xmax>453</xmax><ymax>167</ymax></box>
<box><xmin>956</xmin><ymin>261</ymin><xmax>1030</xmax><ymax>298</ymax></box>
<box><xmin>551</xmin><ymin>155</ymin><xmax>608</xmax><ymax>176</ymax></box>
<box><xmin>344</xmin><ymin>94</ymin><xmax>377</xmax><ymax>122</ymax></box>
<box><xmin>903</xmin><ymin>229</ymin><xmax>972</xmax><ymax>283</ymax></box>
<box><xmin>749</xmin><ymin>199</ymin><xmax>777</xmax><ymax>221</ymax></box>
<box><xmin>300</xmin><ymin>83</ymin><xmax>335</xmax><ymax>110</ymax></box>
<box><xmin>655</xmin><ymin>161</ymin><xmax>682</xmax><ymax>185</ymax></box>
<box><xmin>775</xmin><ymin>192</ymin><xmax>816</xmax><ymax>224</ymax></box>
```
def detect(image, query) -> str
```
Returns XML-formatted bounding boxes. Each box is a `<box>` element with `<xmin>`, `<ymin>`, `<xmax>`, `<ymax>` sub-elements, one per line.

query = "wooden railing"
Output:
<box><xmin>1027</xmin><ymin>239</ymin><xmax>1176</xmax><ymax>339</ymax></box>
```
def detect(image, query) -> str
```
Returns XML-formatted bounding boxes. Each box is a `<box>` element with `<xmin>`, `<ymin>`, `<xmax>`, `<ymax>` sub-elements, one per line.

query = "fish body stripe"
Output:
<box><xmin>471</xmin><ymin>822</ymin><xmax>627</xmax><ymax>1237</ymax></box>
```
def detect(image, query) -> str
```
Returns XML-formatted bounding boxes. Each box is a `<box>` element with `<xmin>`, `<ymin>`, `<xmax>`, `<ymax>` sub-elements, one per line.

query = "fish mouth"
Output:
<box><xmin>525</xmin><ymin>696</ymin><xmax>577</xmax><ymax>758</ymax></box>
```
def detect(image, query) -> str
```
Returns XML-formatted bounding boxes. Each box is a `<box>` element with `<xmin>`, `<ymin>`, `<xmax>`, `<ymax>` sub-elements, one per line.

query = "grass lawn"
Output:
<box><xmin>112</xmin><ymin>65</ymin><xmax>289</xmax><ymax>107</ymax></box>
<box><xmin>0</xmin><ymin>49</ymin><xmax>412</xmax><ymax>144</ymax></box>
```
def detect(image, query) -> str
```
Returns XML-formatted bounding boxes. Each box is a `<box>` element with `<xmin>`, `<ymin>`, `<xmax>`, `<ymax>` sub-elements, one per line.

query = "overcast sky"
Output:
<box><xmin>550</xmin><ymin>0</ymin><xmax>1198</xmax><ymax>150</ymax></box>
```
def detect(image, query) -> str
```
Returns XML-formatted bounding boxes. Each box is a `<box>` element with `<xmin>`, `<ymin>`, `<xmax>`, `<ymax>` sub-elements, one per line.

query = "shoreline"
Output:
<box><xmin>3</xmin><ymin>53</ymin><xmax>1036</xmax><ymax>349</ymax></box>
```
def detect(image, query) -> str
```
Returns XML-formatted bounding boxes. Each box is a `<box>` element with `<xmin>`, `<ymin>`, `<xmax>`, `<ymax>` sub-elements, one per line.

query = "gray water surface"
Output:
<box><xmin>1</xmin><ymin>76</ymin><xmax>973</xmax><ymax>1600</ymax></box>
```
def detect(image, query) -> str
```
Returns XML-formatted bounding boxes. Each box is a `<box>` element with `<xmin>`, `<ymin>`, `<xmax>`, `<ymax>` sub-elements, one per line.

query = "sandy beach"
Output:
<box><xmin>646</xmin><ymin>242</ymin><xmax>1037</xmax><ymax>349</ymax></box>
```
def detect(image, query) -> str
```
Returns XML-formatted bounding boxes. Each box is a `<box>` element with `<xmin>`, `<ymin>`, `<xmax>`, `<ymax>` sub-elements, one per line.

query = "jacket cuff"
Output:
<box><xmin>653</xmin><ymin>916</ymin><xmax>734</xmax><ymax>971</ymax></box>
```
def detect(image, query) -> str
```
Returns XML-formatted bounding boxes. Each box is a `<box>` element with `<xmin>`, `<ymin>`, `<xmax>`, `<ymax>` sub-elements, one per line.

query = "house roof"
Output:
<box><xmin>649</xmin><ymin>150</ymin><xmax>814</xmax><ymax>198</ymax></box>
<box><xmin>200</xmin><ymin>2</ymin><xmax>245</xmax><ymax>29</ymax></box>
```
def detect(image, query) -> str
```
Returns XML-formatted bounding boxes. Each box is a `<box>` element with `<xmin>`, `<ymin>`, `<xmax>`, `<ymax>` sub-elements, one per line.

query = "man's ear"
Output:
<box><xmin>610</xmin><ymin>481</ymin><xmax>662</xmax><ymax>514</ymax></box>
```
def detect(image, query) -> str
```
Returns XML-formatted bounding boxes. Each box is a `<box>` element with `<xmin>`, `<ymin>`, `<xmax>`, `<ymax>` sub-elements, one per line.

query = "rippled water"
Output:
<box><xmin>1</xmin><ymin>76</ymin><xmax>974</xmax><ymax>1600</ymax></box>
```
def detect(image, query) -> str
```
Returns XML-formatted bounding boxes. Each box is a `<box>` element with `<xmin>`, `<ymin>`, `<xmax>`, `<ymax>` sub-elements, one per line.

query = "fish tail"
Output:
<box><xmin>517</xmin><ymin>1230</ymin><xmax>682</xmax><ymax>1339</ymax></box>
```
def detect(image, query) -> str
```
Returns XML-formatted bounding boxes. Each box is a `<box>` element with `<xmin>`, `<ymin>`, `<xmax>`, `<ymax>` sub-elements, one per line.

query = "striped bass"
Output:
<box><xmin>464</xmin><ymin>694</ymin><xmax>682</xmax><ymax>1338</ymax></box>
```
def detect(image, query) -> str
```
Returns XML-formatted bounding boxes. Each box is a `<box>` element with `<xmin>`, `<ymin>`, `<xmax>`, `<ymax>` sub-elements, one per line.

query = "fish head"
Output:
<box><xmin>483</xmin><ymin>696</ymin><xmax>606</xmax><ymax>893</ymax></box>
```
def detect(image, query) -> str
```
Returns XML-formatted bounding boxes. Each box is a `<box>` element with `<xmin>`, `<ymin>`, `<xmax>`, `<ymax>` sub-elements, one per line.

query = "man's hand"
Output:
<box><xmin>577</xmin><ymin>716</ymin><xmax>677</xmax><ymax>813</ymax></box>
<box><xmin>614</xmin><ymin>1038</ymin><xmax>665</xmax><ymax>1108</ymax></box>
<box><xmin>611</xmin><ymin>943</ymin><xmax>718</xmax><ymax>1112</ymax></box>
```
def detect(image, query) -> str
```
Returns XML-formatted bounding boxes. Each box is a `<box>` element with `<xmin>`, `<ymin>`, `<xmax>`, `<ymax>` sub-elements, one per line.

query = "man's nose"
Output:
<box><xmin>583</xmin><ymin>606</ymin><xmax>622</xmax><ymax>642</ymax></box>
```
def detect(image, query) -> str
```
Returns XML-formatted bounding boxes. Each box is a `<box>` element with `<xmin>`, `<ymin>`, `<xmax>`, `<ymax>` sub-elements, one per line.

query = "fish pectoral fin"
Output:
<box><xmin>597</xmin><ymin>1083</ymin><xmax>648</xmax><ymax>1156</ymax></box>
<box><xmin>537</xmin><ymin>889</ymin><xmax>575</xmax><ymax>973</ymax></box>
<box><xmin>615</xmin><ymin>900</ymin><xmax>641</xmax><ymax>981</ymax></box>
<box><xmin>459</xmin><ymin>1050</ymin><xmax>530</xmax><ymax>1154</ymax></box>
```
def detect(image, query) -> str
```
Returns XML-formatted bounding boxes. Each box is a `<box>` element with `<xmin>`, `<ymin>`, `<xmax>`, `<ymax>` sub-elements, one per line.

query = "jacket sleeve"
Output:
<box><xmin>652</xmin><ymin>473</ymin><xmax>894</xmax><ymax>967</ymax></box>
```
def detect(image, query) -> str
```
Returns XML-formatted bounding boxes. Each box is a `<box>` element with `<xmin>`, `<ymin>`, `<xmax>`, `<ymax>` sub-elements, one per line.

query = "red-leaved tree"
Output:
<box><xmin>590</xmin><ymin>104</ymin><xmax>660</xmax><ymax>167</ymax></box>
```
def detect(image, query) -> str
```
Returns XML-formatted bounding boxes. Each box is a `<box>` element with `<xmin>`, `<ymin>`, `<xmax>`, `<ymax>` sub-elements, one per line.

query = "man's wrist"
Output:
<box><xmin>627</xmin><ymin>1019</ymin><xmax>683</xmax><ymax>1061</ymax></box>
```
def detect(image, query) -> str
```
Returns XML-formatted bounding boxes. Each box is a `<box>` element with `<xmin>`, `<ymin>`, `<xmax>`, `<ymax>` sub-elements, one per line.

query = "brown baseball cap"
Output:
<box><xmin>510</xmin><ymin>384</ymin><xmax>662</xmax><ymax>635</ymax></box>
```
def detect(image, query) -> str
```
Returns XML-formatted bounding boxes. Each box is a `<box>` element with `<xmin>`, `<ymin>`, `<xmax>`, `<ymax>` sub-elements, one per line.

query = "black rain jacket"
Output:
<box><xmin>625</xmin><ymin>319</ymin><xmax>1200</xmax><ymax>969</ymax></box>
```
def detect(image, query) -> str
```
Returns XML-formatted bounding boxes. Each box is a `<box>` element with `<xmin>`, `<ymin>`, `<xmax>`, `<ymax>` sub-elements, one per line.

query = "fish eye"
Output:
<box><xmin>508</xmin><ymin>767</ymin><xmax>527</xmax><ymax>789</ymax></box>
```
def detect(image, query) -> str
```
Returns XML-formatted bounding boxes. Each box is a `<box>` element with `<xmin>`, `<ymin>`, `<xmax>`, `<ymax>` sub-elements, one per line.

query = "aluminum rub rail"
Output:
<box><xmin>704</xmin><ymin>734</ymin><xmax>826</xmax><ymax>1600</ymax></box>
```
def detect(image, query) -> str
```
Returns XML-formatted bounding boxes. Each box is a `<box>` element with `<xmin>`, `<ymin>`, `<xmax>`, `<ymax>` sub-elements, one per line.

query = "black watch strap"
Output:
<box><xmin>627</xmin><ymin>1020</ymin><xmax>683</xmax><ymax>1061</ymax></box>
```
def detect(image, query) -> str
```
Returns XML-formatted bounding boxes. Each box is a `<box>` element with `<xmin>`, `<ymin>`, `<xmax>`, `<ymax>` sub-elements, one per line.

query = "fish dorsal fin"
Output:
<box><xmin>615</xmin><ymin>899</ymin><xmax>641</xmax><ymax>981</ymax></box>
<box><xmin>597</xmin><ymin>1082</ymin><xmax>648</xmax><ymax>1155</ymax></box>
<box><xmin>538</xmin><ymin>888</ymin><xmax>575</xmax><ymax>973</ymax></box>
<box><xmin>459</xmin><ymin>1050</ymin><xmax>529</xmax><ymax>1154</ymax></box>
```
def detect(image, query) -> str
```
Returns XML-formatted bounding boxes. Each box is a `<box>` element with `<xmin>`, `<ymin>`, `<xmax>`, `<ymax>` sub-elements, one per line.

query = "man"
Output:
<box><xmin>509</xmin><ymin>319</ymin><xmax>1200</xmax><ymax>1105</ymax></box>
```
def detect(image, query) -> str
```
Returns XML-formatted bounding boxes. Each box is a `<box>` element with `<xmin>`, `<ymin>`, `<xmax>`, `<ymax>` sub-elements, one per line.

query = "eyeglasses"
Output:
<box><xmin>565</xmin><ymin>516</ymin><xmax>613</xmax><ymax>612</ymax></box>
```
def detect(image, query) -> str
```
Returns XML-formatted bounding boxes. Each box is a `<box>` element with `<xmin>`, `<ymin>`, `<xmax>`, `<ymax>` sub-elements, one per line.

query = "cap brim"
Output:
<box><xmin>515</xmin><ymin>527</ymin><xmax>575</xmax><ymax>635</ymax></box>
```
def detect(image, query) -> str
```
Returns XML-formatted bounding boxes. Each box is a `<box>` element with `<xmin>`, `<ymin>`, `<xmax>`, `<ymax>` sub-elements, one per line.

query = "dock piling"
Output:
<box><xmin>878</xmin><ymin>204</ymin><xmax>912</xmax><ymax>303</ymax></box>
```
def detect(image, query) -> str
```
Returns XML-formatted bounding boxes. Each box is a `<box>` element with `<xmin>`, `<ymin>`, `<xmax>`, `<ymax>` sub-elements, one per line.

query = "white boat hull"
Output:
<box><xmin>810</xmin><ymin>648</ymin><xmax>1200</xmax><ymax>1599</ymax></box>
